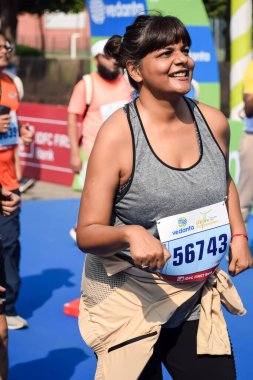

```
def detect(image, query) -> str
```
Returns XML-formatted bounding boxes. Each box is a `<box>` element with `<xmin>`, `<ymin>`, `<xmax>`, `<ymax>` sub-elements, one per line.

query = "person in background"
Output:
<box><xmin>3</xmin><ymin>63</ymin><xmax>36</xmax><ymax>194</ymax></box>
<box><xmin>67</xmin><ymin>38</ymin><xmax>132</xmax><ymax>241</ymax></box>
<box><xmin>0</xmin><ymin>30</ymin><xmax>34</xmax><ymax>330</ymax></box>
<box><xmin>0</xmin><ymin>242</ymin><xmax>8</xmax><ymax>380</ymax></box>
<box><xmin>76</xmin><ymin>14</ymin><xmax>252</xmax><ymax>380</ymax></box>
<box><xmin>238</xmin><ymin>59</ymin><xmax>253</xmax><ymax>227</ymax></box>
<box><xmin>0</xmin><ymin>186</ymin><xmax>20</xmax><ymax>379</ymax></box>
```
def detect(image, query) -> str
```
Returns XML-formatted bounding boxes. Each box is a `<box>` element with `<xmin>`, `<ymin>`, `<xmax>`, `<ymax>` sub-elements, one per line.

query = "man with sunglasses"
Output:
<box><xmin>0</xmin><ymin>31</ymin><xmax>34</xmax><ymax>330</ymax></box>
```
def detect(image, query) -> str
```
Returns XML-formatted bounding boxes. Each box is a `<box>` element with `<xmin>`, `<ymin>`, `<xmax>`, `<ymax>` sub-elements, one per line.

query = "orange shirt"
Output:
<box><xmin>0</xmin><ymin>73</ymin><xmax>19</xmax><ymax>190</ymax></box>
<box><xmin>68</xmin><ymin>72</ymin><xmax>132</xmax><ymax>158</ymax></box>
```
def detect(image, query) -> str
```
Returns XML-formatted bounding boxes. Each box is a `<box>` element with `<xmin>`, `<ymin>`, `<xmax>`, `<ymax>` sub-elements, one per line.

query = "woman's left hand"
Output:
<box><xmin>228</xmin><ymin>237</ymin><xmax>253</xmax><ymax>276</ymax></box>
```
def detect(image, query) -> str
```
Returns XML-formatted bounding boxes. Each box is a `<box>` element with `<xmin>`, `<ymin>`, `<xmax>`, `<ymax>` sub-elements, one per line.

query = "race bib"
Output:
<box><xmin>156</xmin><ymin>201</ymin><xmax>231</xmax><ymax>283</ymax></box>
<box><xmin>0</xmin><ymin>111</ymin><xmax>19</xmax><ymax>146</ymax></box>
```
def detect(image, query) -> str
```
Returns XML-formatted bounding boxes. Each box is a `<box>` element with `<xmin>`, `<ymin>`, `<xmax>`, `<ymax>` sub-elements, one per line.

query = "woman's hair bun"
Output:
<box><xmin>104</xmin><ymin>35</ymin><xmax>122</xmax><ymax>63</ymax></box>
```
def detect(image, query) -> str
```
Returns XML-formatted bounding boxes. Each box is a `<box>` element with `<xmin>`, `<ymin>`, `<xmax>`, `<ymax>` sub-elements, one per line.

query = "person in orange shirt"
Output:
<box><xmin>68</xmin><ymin>39</ymin><xmax>132</xmax><ymax>240</ymax></box>
<box><xmin>0</xmin><ymin>31</ymin><xmax>34</xmax><ymax>330</ymax></box>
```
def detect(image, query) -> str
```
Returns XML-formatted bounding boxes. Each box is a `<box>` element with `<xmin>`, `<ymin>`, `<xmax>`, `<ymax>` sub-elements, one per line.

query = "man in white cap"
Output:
<box><xmin>67</xmin><ymin>39</ymin><xmax>132</xmax><ymax>240</ymax></box>
<box><xmin>68</xmin><ymin>38</ymin><xmax>132</xmax><ymax>170</ymax></box>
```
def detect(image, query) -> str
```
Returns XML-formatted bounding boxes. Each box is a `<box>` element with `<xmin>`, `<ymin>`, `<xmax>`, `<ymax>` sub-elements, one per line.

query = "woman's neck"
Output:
<box><xmin>137</xmin><ymin>91</ymin><xmax>189</xmax><ymax>124</ymax></box>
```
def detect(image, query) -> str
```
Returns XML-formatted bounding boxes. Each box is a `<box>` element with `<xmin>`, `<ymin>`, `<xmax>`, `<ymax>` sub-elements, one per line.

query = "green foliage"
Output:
<box><xmin>15</xmin><ymin>44</ymin><xmax>44</xmax><ymax>57</ymax></box>
<box><xmin>18</xmin><ymin>0</ymin><xmax>85</xmax><ymax>14</ymax></box>
<box><xmin>203</xmin><ymin>0</ymin><xmax>228</xmax><ymax>19</ymax></box>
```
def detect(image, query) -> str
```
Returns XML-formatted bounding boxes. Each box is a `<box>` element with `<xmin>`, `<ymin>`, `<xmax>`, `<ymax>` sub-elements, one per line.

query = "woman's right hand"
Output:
<box><xmin>0</xmin><ymin>114</ymin><xmax>10</xmax><ymax>133</ymax></box>
<box><xmin>127</xmin><ymin>225</ymin><xmax>171</xmax><ymax>271</ymax></box>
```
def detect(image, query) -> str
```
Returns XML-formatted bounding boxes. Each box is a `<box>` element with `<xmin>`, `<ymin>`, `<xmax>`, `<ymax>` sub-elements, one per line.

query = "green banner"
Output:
<box><xmin>228</xmin><ymin>118</ymin><xmax>243</xmax><ymax>184</ymax></box>
<box><xmin>146</xmin><ymin>0</ymin><xmax>208</xmax><ymax>25</ymax></box>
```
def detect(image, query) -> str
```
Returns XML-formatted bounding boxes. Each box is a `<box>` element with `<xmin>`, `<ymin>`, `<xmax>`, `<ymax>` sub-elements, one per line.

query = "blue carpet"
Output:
<box><xmin>8</xmin><ymin>199</ymin><xmax>96</xmax><ymax>380</ymax></box>
<box><xmin>8</xmin><ymin>200</ymin><xmax>253</xmax><ymax>379</ymax></box>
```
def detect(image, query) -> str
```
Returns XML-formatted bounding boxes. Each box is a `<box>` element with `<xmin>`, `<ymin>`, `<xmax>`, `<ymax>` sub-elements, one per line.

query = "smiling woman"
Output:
<box><xmin>76</xmin><ymin>14</ymin><xmax>252</xmax><ymax>380</ymax></box>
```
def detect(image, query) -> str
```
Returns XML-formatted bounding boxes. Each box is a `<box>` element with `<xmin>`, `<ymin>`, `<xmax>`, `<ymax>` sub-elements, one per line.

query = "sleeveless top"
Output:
<box><xmin>113</xmin><ymin>97</ymin><xmax>227</xmax><ymax>326</ymax></box>
<box><xmin>82</xmin><ymin>97</ymin><xmax>227</xmax><ymax>328</ymax></box>
<box><xmin>112</xmin><ymin>98</ymin><xmax>227</xmax><ymax>245</ymax></box>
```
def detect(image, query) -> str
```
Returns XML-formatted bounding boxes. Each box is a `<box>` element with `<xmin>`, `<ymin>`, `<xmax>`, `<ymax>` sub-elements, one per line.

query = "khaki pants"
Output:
<box><xmin>78</xmin><ymin>267</ymin><xmax>203</xmax><ymax>380</ymax></box>
<box><xmin>78</xmin><ymin>256</ymin><xmax>244</xmax><ymax>380</ymax></box>
<box><xmin>238</xmin><ymin>132</ymin><xmax>253</xmax><ymax>223</ymax></box>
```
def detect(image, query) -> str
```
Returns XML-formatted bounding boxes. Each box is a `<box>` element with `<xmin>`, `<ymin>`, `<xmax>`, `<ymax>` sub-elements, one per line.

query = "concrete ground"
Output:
<box><xmin>21</xmin><ymin>180</ymin><xmax>81</xmax><ymax>201</ymax></box>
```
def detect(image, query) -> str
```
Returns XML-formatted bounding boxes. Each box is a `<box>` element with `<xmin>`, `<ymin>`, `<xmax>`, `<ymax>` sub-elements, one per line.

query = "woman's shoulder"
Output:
<box><xmin>101</xmin><ymin>105</ymin><xmax>129</xmax><ymax>131</ymax></box>
<box><xmin>191</xmin><ymin>101</ymin><xmax>230</xmax><ymax>151</ymax></box>
<box><xmin>191</xmin><ymin>100</ymin><xmax>228</xmax><ymax>131</ymax></box>
<box><xmin>94</xmin><ymin>106</ymin><xmax>131</xmax><ymax>150</ymax></box>
<box><xmin>88</xmin><ymin>106</ymin><xmax>133</xmax><ymax>177</ymax></box>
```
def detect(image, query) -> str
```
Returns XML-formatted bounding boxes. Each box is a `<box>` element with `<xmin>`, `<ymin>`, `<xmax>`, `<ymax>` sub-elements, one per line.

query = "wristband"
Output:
<box><xmin>231</xmin><ymin>233</ymin><xmax>248</xmax><ymax>241</ymax></box>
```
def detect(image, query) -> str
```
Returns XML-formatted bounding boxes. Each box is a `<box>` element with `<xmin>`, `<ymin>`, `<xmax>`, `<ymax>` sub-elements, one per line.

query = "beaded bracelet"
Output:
<box><xmin>231</xmin><ymin>233</ymin><xmax>248</xmax><ymax>241</ymax></box>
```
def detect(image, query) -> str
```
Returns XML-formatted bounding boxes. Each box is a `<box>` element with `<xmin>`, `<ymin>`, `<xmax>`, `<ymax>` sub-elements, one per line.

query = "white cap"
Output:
<box><xmin>91</xmin><ymin>39</ymin><xmax>108</xmax><ymax>58</ymax></box>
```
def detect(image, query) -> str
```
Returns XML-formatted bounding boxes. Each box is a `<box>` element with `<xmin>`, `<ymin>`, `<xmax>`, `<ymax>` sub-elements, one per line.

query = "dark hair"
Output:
<box><xmin>0</xmin><ymin>30</ymin><xmax>6</xmax><ymax>39</ymax></box>
<box><xmin>0</xmin><ymin>30</ymin><xmax>11</xmax><ymax>46</ymax></box>
<box><xmin>104</xmin><ymin>15</ymin><xmax>191</xmax><ymax>90</ymax></box>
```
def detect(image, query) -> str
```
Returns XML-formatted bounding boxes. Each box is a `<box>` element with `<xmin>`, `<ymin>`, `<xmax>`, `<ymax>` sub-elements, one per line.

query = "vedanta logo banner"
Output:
<box><xmin>88</xmin><ymin>0</ymin><xmax>147</xmax><ymax>34</ymax></box>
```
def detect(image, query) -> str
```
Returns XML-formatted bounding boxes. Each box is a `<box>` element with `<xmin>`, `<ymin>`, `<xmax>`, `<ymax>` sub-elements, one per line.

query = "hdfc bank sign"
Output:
<box><xmin>18</xmin><ymin>103</ymin><xmax>74</xmax><ymax>186</ymax></box>
<box><xmin>87</xmin><ymin>0</ymin><xmax>147</xmax><ymax>36</ymax></box>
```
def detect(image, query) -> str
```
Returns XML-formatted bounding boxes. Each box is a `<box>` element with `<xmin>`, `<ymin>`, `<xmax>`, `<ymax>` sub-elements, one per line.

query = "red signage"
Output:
<box><xmin>18</xmin><ymin>102</ymin><xmax>74</xmax><ymax>186</ymax></box>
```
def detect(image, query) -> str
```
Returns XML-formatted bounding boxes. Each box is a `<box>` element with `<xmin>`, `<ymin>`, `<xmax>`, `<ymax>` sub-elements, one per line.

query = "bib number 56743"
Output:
<box><xmin>172</xmin><ymin>233</ymin><xmax>228</xmax><ymax>266</ymax></box>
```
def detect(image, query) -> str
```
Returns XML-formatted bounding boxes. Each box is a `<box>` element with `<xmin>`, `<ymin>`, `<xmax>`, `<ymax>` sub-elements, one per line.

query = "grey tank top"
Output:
<box><xmin>110</xmin><ymin>97</ymin><xmax>227</xmax><ymax>327</ymax></box>
<box><xmin>83</xmin><ymin>97</ymin><xmax>227</xmax><ymax>328</ymax></box>
<box><xmin>112</xmin><ymin>97</ymin><xmax>227</xmax><ymax>245</ymax></box>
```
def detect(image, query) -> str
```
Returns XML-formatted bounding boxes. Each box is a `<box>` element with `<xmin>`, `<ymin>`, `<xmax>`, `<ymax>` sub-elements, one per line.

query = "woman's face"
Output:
<box><xmin>136</xmin><ymin>40</ymin><xmax>194</xmax><ymax>97</ymax></box>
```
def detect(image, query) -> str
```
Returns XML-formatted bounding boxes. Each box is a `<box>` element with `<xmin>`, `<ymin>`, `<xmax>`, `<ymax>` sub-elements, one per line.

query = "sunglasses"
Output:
<box><xmin>0</xmin><ymin>42</ymin><xmax>13</xmax><ymax>53</ymax></box>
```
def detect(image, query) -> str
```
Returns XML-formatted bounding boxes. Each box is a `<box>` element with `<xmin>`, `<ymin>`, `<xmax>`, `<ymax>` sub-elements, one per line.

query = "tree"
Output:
<box><xmin>0</xmin><ymin>0</ymin><xmax>85</xmax><ymax>49</ymax></box>
<box><xmin>203</xmin><ymin>0</ymin><xmax>230</xmax><ymax>61</ymax></box>
<box><xmin>203</xmin><ymin>0</ymin><xmax>228</xmax><ymax>18</ymax></box>
<box><xmin>0</xmin><ymin>0</ymin><xmax>18</xmax><ymax>43</ymax></box>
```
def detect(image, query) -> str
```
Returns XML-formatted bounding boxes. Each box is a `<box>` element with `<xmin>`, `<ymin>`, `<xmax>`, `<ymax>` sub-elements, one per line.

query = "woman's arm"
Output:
<box><xmin>198</xmin><ymin>103</ymin><xmax>252</xmax><ymax>276</ymax></box>
<box><xmin>76</xmin><ymin>109</ymin><xmax>170</xmax><ymax>270</ymax></box>
<box><xmin>67</xmin><ymin>80</ymin><xmax>87</xmax><ymax>173</ymax></box>
<box><xmin>67</xmin><ymin>113</ymin><xmax>82</xmax><ymax>173</ymax></box>
<box><xmin>226</xmin><ymin>178</ymin><xmax>252</xmax><ymax>275</ymax></box>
